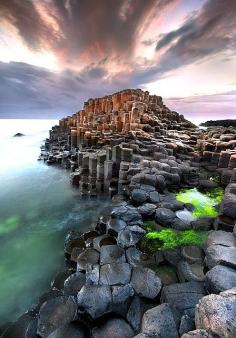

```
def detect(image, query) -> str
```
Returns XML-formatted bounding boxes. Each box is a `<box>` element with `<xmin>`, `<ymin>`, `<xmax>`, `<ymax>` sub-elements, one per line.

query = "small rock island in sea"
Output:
<box><xmin>13</xmin><ymin>132</ymin><xmax>24</xmax><ymax>137</ymax></box>
<box><xmin>3</xmin><ymin>89</ymin><xmax>236</xmax><ymax>338</ymax></box>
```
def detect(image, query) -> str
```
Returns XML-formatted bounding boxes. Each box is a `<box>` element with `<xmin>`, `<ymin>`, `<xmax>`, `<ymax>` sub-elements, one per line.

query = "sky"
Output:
<box><xmin>0</xmin><ymin>0</ymin><xmax>235</xmax><ymax>124</ymax></box>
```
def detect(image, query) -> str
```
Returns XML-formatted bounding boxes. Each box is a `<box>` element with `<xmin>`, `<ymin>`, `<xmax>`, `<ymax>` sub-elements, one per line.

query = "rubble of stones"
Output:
<box><xmin>3</xmin><ymin>89</ymin><xmax>236</xmax><ymax>338</ymax></box>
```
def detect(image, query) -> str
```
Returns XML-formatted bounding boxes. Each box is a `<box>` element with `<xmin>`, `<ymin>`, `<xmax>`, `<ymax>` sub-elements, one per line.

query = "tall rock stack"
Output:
<box><xmin>45</xmin><ymin>89</ymin><xmax>200</xmax><ymax>196</ymax></box>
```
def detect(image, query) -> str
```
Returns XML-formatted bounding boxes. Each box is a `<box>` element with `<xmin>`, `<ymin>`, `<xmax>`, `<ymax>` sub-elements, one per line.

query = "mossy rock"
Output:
<box><xmin>139</xmin><ymin>228</ymin><xmax>208</xmax><ymax>254</ymax></box>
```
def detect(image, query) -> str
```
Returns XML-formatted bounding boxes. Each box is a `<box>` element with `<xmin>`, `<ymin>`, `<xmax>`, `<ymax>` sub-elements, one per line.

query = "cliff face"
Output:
<box><xmin>51</xmin><ymin>88</ymin><xmax>195</xmax><ymax>148</ymax></box>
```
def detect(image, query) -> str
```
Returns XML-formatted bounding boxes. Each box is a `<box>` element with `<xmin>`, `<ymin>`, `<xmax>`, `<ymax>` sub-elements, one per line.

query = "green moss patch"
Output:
<box><xmin>139</xmin><ymin>228</ymin><xmax>207</xmax><ymax>253</ymax></box>
<box><xmin>176</xmin><ymin>187</ymin><xmax>224</xmax><ymax>218</ymax></box>
<box><xmin>0</xmin><ymin>216</ymin><xmax>19</xmax><ymax>235</ymax></box>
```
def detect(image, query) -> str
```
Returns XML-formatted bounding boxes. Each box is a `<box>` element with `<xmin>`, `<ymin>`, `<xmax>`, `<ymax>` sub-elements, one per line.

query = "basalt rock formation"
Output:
<box><xmin>3</xmin><ymin>89</ymin><xmax>236</xmax><ymax>338</ymax></box>
<box><xmin>42</xmin><ymin>89</ymin><xmax>200</xmax><ymax>197</ymax></box>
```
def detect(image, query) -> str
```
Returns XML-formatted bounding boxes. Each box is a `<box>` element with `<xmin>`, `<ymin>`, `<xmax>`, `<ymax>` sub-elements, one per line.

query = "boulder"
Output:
<box><xmin>205</xmin><ymin>265</ymin><xmax>236</xmax><ymax>293</ymax></box>
<box><xmin>63</xmin><ymin>272</ymin><xmax>86</xmax><ymax>295</ymax></box>
<box><xmin>77</xmin><ymin>285</ymin><xmax>112</xmax><ymax>319</ymax></box>
<box><xmin>47</xmin><ymin>323</ymin><xmax>87</xmax><ymax>338</ymax></box>
<box><xmin>111</xmin><ymin>205</ymin><xmax>142</xmax><ymax>225</ymax></box>
<box><xmin>77</xmin><ymin>248</ymin><xmax>100</xmax><ymax>270</ymax></box>
<box><xmin>195</xmin><ymin>288</ymin><xmax>236</xmax><ymax>338</ymax></box>
<box><xmin>51</xmin><ymin>269</ymin><xmax>75</xmax><ymax>291</ymax></box>
<box><xmin>100</xmin><ymin>263</ymin><xmax>132</xmax><ymax>285</ymax></box>
<box><xmin>155</xmin><ymin>208</ymin><xmax>176</xmax><ymax>226</ymax></box>
<box><xmin>117</xmin><ymin>226</ymin><xmax>145</xmax><ymax>248</ymax></box>
<box><xmin>86</xmin><ymin>264</ymin><xmax>100</xmax><ymax>285</ymax></box>
<box><xmin>131</xmin><ymin>267</ymin><xmax>162</xmax><ymax>299</ymax></box>
<box><xmin>37</xmin><ymin>296</ymin><xmax>78</xmax><ymax>337</ymax></box>
<box><xmin>112</xmin><ymin>284</ymin><xmax>134</xmax><ymax>316</ymax></box>
<box><xmin>127</xmin><ymin>296</ymin><xmax>153</xmax><ymax>333</ymax></box>
<box><xmin>91</xmin><ymin>318</ymin><xmax>134</xmax><ymax>338</ymax></box>
<box><xmin>107</xmin><ymin>218</ymin><xmax>127</xmax><ymax>235</ymax></box>
<box><xmin>137</xmin><ymin>203</ymin><xmax>156</xmax><ymax>218</ymax></box>
<box><xmin>161</xmin><ymin>281</ymin><xmax>205</xmax><ymax>319</ymax></box>
<box><xmin>220</xmin><ymin>185</ymin><xmax>236</xmax><ymax>219</ymax></box>
<box><xmin>141</xmin><ymin>303</ymin><xmax>179</xmax><ymax>338</ymax></box>
<box><xmin>205</xmin><ymin>245</ymin><xmax>236</xmax><ymax>269</ymax></box>
<box><xmin>181</xmin><ymin>329</ymin><xmax>215</xmax><ymax>337</ymax></box>
<box><xmin>206</xmin><ymin>230</ymin><xmax>236</xmax><ymax>248</ymax></box>
<box><xmin>100</xmin><ymin>245</ymin><xmax>126</xmax><ymax>265</ymax></box>
<box><xmin>131</xmin><ymin>189</ymin><xmax>148</xmax><ymax>205</ymax></box>
<box><xmin>1</xmin><ymin>313</ymin><xmax>37</xmax><ymax>338</ymax></box>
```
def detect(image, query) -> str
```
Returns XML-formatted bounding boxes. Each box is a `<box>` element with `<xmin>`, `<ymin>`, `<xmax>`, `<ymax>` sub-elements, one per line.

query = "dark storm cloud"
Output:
<box><xmin>0</xmin><ymin>0</ymin><xmax>172</xmax><ymax>63</ymax></box>
<box><xmin>155</xmin><ymin>0</ymin><xmax>236</xmax><ymax>71</ymax></box>
<box><xmin>0</xmin><ymin>61</ymin><xmax>122</xmax><ymax>118</ymax></box>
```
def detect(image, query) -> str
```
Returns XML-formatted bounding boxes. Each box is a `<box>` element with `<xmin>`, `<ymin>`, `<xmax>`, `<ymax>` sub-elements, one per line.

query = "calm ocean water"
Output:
<box><xmin>0</xmin><ymin>119</ymin><xmax>111</xmax><ymax>323</ymax></box>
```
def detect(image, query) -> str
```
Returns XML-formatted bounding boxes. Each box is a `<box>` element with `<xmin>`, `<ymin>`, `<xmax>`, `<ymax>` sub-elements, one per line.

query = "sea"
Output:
<box><xmin>0</xmin><ymin>119</ymin><xmax>111</xmax><ymax>323</ymax></box>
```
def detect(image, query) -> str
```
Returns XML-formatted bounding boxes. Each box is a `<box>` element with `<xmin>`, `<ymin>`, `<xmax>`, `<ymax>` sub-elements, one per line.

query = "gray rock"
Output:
<box><xmin>163</xmin><ymin>248</ymin><xmax>182</xmax><ymax>266</ymax></box>
<box><xmin>77</xmin><ymin>248</ymin><xmax>100</xmax><ymax>271</ymax></box>
<box><xmin>206</xmin><ymin>230</ymin><xmax>236</xmax><ymax>247</ymax></box>
<box><xmin>86</xmin><ymin>264</ymin><xmax>100</xmax><ymax>285</ymax></box>
<box><xmin>176</xmin><ymin>209</ymin><xmax>196</xmax><ymax>223</ymax></box>
<box><xmin>131</xmin><ymin>267</ymin><xmax>162</xmax><ymax>299</ymax></box>
<box><xmin>181</xmin><ymin>329</ymin><xmax>215</xmax><ymax>337</ymax></box>
<box><xmin>1</xmin><ymin>313</ymin><xmax>37</xmax><ymax>338</ymax></box>
<box><xmin>100</xmin><ymin>245</ymin><xmax>126</xmax><ymax>265</ymax></box>
<box><xmin>177</xmin><ymin>260</ymin><xmax>205</xmax><ymax>283</ymax></box>
<box><xmin>77</xmin><ymin>285</ymin><xmax>112</xmax><ymax>319</ymax></box>
<box><xmin>155</xmin><ymin>208</ymin><xmax>176</xmax><ymax>226</ymax></box>
<box><xmin>137</xmin><ymin>203</ymin><xmax>156</xmax><ymax>218</ymax></box>
<box><xmin>205</xmin><ymin>244</ymin><xmax>236</xmax><ymax>269</ymax></box>
<box><xmin>127</xmin><ymin>296</ymin><xmax>151</xmax><ymax>333</ymax></box>
<box><xmin>195</xmin><ymin>288</ymin><xmax>236</xmax><ymax>338</ymax></box>
<box><xmin>111</xmin><ymin>205</ymin><xmax>142</xmax><ymax>225</ymax></box>
<box><xmin>191</xmin><ymin>217</ymin><xmax>213</xmax><ymax>231</ymax></box>
<box><xmin>179</xmin><ymin>312</ymin><xmax>195</xmax><ymax>336</ymax></box>
<box><xmin>47</xmin><ymin>323</ymin><xmax>86</xmax><ymax>338</ymax></box>
<box><xmin>118</xmin><ymin>226</ymin><xmax>145</xmax><ymax>248</ymax></box>
<box><xmin>131</xmin><ymin>189</ymin><xmax>148</xmax><ymax>205</ymax></box>
<box><xmin>161</xmin><ymin>281</ymin><xmax>205</xmax><ymax>319</ymax></box>
<box><xmin>141</xmin><ymin>303</ymin><xmax>179</xmax><ymax>338</ymax></box>
<box><xmin>220</xmin><ymin>185</ymin><xmax>236</xmax><ymax>219</ymax></box>
<box><xmin>37</xmin><ymin>296</ymin><xmax>78</xmax><ymax>337</ymax></box>
<box><xmin>132</xmin><ymin>334</ymin><xmax>152</xmax><ymax>338</ymax></box>
<box><xmin>112</xmin><ymin>284</ymin><xmax>134</xmax><ymax>316</ymax></box>
<box><xmin>100</xmin><ymin>262</ymin><xmax>131</xmax><ymax>285</ymax></box>
<box><xmin>107</xmin><ymin>218</ymin><xmax>127</xmax><ymax>235</ymax></box>
<box><xmin>64</xmin><ymin>272</ymin><xmax>86</xmax><ymax>295</ymax></box>
<box><xmin>91</xmin><ymin>318</ymin><xmax>134</xmax><ymax>338</ymax></box>
<box><xmin>126</xmin><ymin>247</ymin><xmax>154</xmax><ymax>267</ymax></box>
<box><xmin>205</xmin><ymin>265</ymin><xmax>236</xmax><ymax>293</ymax></box>
<box><xmin>149</xmin><ymin>190</ymin><xmax>160</xmax><ymax>203</ymax></box>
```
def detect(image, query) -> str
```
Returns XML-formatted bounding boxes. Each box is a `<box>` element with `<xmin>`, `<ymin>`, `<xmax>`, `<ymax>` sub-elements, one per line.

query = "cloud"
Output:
<box><xmin>155</xmin><ymin>0</ymin><xmax>236</xmax><ymax>71</ymax></box>
<box><xmin>166</xmin><ymin>91</ymin><xmax>236</xmax><ymax>124</ymax></box>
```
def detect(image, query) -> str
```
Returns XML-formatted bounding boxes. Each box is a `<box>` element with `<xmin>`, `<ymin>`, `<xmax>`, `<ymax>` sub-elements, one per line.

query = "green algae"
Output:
<box><xmin>176</xmin><ymin>187</ymin><xmax>224</xmax><ymax>218</ymax></box>
<box><xmin>140</xmin><ymin>228</ymin><xmax>207</xmax><ymax>253</ymax></box>
<box><xmin>0</xmin><ymin>216</ymin><xmax>19</xmax><ymax>235</ymax></box>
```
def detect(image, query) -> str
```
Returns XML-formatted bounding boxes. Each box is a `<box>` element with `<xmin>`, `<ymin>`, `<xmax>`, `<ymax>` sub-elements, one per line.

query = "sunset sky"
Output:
<box><xmin>0</xmin><ymin>0</ymin><xmax>235</xmax><ymax>123</ymax></box>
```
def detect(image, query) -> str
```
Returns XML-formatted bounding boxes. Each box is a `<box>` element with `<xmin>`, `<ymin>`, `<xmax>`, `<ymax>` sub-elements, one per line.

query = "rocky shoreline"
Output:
<box><xmin>2</xmin><ymin>89</ymin><xmax>236</xmax><ymax>338</ymax></box>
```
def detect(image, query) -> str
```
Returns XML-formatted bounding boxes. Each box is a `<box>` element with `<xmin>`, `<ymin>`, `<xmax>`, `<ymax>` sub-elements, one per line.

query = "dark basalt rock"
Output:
<box><xmin>141</xmin><ymin>303</ymin><xmax>179</xmax><ymax>338</ymax></box>
<box><xmin>47</xmin><ymin>323</ymin><xmax>87</xmax><ymax>338</ymax></box>
<box><xmin>100</xmin><ymin>262</ymin><xmax>132</xmax><ymax>285</ymax></box>
<box><xmin>205</xmin><ymin>265</ymin><xmax>236</xmax><ymax>293</ymax></box>
<box><xmin>77</xmin><ymin>248</ymin><xmax>100</xmax><ymax>271</ymax></box>
<box><xmin>130</xmin><ymin>267</ymin><xmax>162</xmax><ymax>299</ymax></box>
<box><xmin>91</xmin><ymin>318</ymin><xmax>134</xmax><ymax>338</ymax></box>
<box><xmin>1</xmin><ymin>313</ymin><xmax>37</xmax><ymax>338</ymax></box>
<box><xmin>161</xmin><ymin>281</ymin><xmax>206</xmax><ymax>321</ymax></box>
<box><xmin>13</xmin><ymin>132</ymin><xmax>24</xmax><ymax>137</ymax></box>
<box><xmin>37</xmin><ymin>296</ymin><xmax>78</xmax><ymax>338</ymax></box>
<box><xmin>100</xmin><ymin>244</ymin><xmax>126</xmax><ymax>265</ymax></box>
<box><xmin>77</xmin><ymin>285</ymin><xmax>112</xmax><ymax>319</ymax></box>
<box><xmin>63</xmin><ymin>271</ymin><xmax>86</xmax><ymax>295</ymax></box>
<box><xmin>155</xmin><ymin>207</ymin><xmax>176</xmax><ymax>226</ymax></box>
